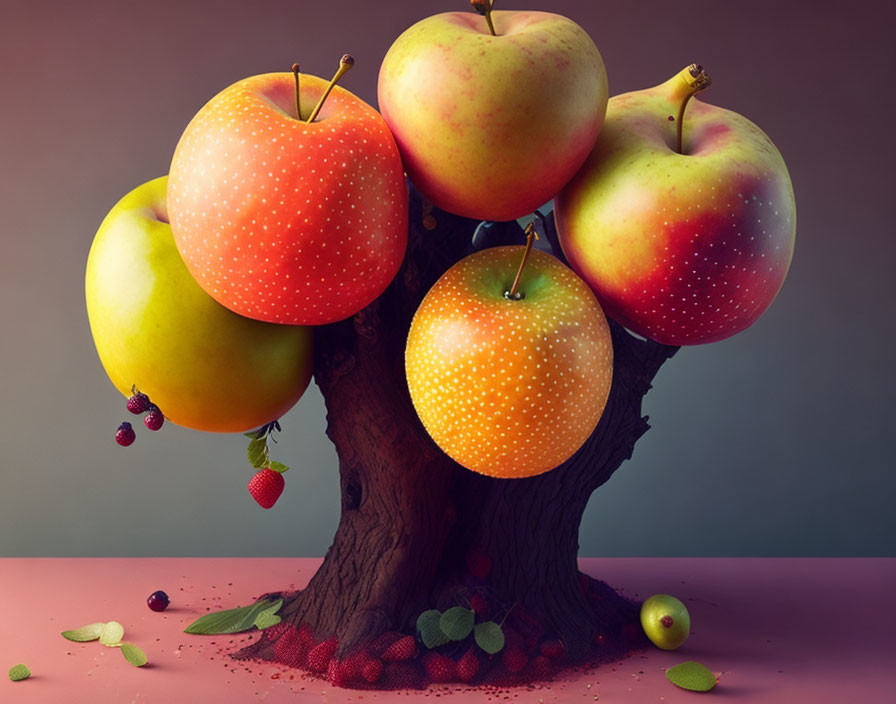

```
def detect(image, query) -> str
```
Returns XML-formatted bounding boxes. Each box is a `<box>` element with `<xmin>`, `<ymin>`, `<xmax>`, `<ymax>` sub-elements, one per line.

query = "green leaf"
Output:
<box><xmin>247</xmin><ymin>438</ymin><xmax>269</xmax><ymax>468</ymax></box>
<box><xmin>8</xmin><ymin>664</ymin><xmax>30</xmax><ymax>681</ymax></box>
<box><xmin>121</xmin><ymin>642</ymin><xmax>148</xmax><ymax>667</ymax></box>
<box><xmin>99</xmin><ymin>621</ymin><xmax>125</xmax><ymax>647</ymax></box>
<box><xmin>440</xmin><ymin>606</ymin><xmax>475</xmax><ymax>641</ymax></box>
<box><xmin>184</xmin><ymin>598</ymin><xmax>282</xmax><ymax>635</ymax></box>
<box><xmin>474</xmin><ymin>621</ymin><xmax>505</xmax><ymax>654</ymax></box>
<box><xmin>268</xmin><ymin>461</ymin><xmax>289</xmax><ymax>473</ymax></box>
<box><xmin>666</xmin><ymin>661</ymin><xmax>718</xmax><ymax>692</ymax></box>
<box><xmin>61</xmin><ymin>622</ymin><xmax>106</xmax><ymax>642</ymax></box>
<box><xmin>243</xmin><ymin>429</ymin><xmax>264</xmax><ymax>439</ymax></box>
<box><xmin>416</xmin><ymin>609</ymin><xmax>450</xmax><ymax>649</ymax></box>
<box><xmin>253</xmin><ymin>601</ymin><xmax>283</xmax><ymax>629</ymax></box>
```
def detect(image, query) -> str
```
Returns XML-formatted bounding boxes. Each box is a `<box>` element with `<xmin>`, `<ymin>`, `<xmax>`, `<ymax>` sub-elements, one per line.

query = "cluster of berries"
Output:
<box><xmin>115</xmin><ymin>386</ymin><xmax>164</xmax><ymax>446</ymax></box>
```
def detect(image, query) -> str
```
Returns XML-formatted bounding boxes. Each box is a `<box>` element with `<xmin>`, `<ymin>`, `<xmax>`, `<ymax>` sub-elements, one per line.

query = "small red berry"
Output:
<box><xmin>115</xmin><ymin>422</ymin><xmax>135</xmax><ymax>446</ymax></box>
<box><xmin>381</xmin><ymin>635</ymin><xmax>417</xmax><ymax>662</ymax></box>
<box><xmin>127</xmin><ymin>391</ymin><xmax>150</xmax><ymax>414</ymax></box>
<box><xmin>273</xmin><ymin>625</ymin><xmax>308</xmax><ymax>668</ymax></box>
<box><xmin>362</xmin><ymin>658</ymin><xmax>384</xmax><ymax>683</ymax></box>
<box><xmin>539</xmin><ymin>639</ymin><xmax>565</xmax><ymax>659</ymax></box>
<box><xmin>248</xmin><ymin>468</ymin><xmax>285</xmax><ymax>509</ymax></box>
<box><xmin>144</xmin><ymin>405</ymin><xmax>164</xmax><ymax>431</ymax></box>
<box><xmin>146</xmin><ymin>590</ymin><xmax>170</xmax><ymax>612</ymax></box>
<box><xmin>503</xmin><ymin>647</ymin><xmax>528</xmax><ymax>673</ymax></box>
<box><xmin>469</xmin><ymin>594</ymin><xmax>488</xmax><ymax>617</ymax></box>
<box><xmin>423</xmin><ymin>652</ymin><xmax>456</xmax><ymax>682</ymax></box>
<box><xmin>532</xmin><ymin>655</ymin><xmax>552</xmax><ymax>678</ymax></box>
<box><xmin>457</xmin><ymin>648</ymin><xmax>480</xmax><ymax>682</ymax></box>
<box><xmin>307</xmin><ymin>637</ymin><xmax>338</xmax><ymax>673</ymax></box>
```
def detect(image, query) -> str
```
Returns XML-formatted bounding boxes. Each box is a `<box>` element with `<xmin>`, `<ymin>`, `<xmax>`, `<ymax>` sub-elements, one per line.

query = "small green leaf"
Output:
<box><xmin>253</xmin><ymin>601</ymin><xmax>283</xmax><ymax>629</ymax></box>
<box><xmin>416</xmin><ymin>609</ymin><xmax>450</xmax><ymax>649</ymax></box>
<box><xmin>666</xmin><ymin>661</ymin><xmax>718</xmax><ymax>692</ymax></box>
<box><xmin>61</xmin><ymin>622</ymin><xmax>106</xmax><ymax>642</ymax></box>
<box><xmin>120</xmin><ymin>642</ymin><xmax>148</xmax><ymax>667</ymax></box>
<box><xmin>268</xmin><ymin>461</ymin><xmax>289</xmax><ymax>473</ymax></box>
<box><xmin>247</xmin><ymin>438</ymin><xmax>269</xmax><ymax>468</ymax></box>
<box><xmin>440</xmin><ymin>606</ymin><xmax>475</xmax><ymax>641</ymax></box>
<box><xmin>8</xmin><ymin>664</ymin><xmax>30</xmax><ymax>681</ymax></box>
<box><xmin>184</xmin><ymin>598</ymin><xmax>282</xmax><ymax>635</ymax></box>
<box><xmin>99</xmin><ymin>621</ymin><xmax>125</xmax><ymax>647</ymax></box>
<box><xmin>243</xmin><ymin>429</ymin><xmax>264</xmax><ymax>439</ymax></box>
<box><xmin>474</xmin><ymin>621</ymin><xmax>505</xmax><ymax>654</ymax></box>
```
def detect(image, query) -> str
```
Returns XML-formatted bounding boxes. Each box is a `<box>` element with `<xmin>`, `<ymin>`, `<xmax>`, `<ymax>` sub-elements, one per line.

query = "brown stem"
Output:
<box><xmin>505</xmin><ymin>222</ymin><xmax>538</xmax><ymax>300</ymax></box>
<box><xmin>471</xmin><ymin>0</ymin><xmax>497</xmax><ymax>36</ymax></box>
<box><xmin>292</xmin><ymin>63</ymin><xmax>302</xmax><ymax>120</ymax></box>
<box><xmin>306</xmin><ymin>54</ymin><xmax>354</xmax><ymax>124</ymax></box>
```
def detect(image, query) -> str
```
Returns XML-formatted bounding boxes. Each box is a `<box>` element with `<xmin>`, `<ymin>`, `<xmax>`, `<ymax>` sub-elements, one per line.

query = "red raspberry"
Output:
<box><xmin>307</xmin><ymin>637</ymin><xmax>338</xmax><ymax>672</ymax></box>
<box><xmin>274</xmin><ymin>626</ymin><xmax>309</xmax><ymax>668</ymax></box>
<box><xmin>466</xmin><ymin>549</ymin><xmax>492</xmax><ymax>579</ymax></box>
<box><xmin>423</xmin><ymin>652</ymin><xmax>456</xmax><ymax>683</ymax></box>
<box><xmin>115</xmin><ymin>422</ymin><xmax>135</xmax><ymax>446</ymax></box>
<box><xmin>457</xmin><ymin>648</ymin><xmax>480</xmax><ymax>682</ymax></box>
<box><xmin>532</xmin><ymin>655</ymin><xmax>552</xmax><ymax>679</ymax></box>
<box><xmin>381</xmin><ymin>635</ymin><xmax>417</xmax><ymax>662</ymax></box>
<box><xmin>362</xmin><ymin>658</ymin><xmax>384</xmax><ymax>683</ymax></box>
<box><xmin>144</xmin><ymin>405</ymin><xmax>164</xmax><ymax>431</ymax></box>
<box><xmin>469</xmin><ymin>594</ymin><xmax>488</xmax><ymax>617</ymax></box>
<box><xmin>327</xmin><ymin>658</ymin><xmax>352</xmax><ymax>687</ymax></box>
<box><xmin>539</xmin><ymin>639</ymin><xmax>565</xmax><ymax>659</ymax></box>
<box><xmin>502</xmin><ymin>647</ymin><xmax>528</xmax><ymax>673</ymax></box>
<box><xmin>127</xmin><ymin>391</ymin><xmax>150</xmax><ymax>414</ymax></box>
<box><xmin>248</xmin><ymin>468</ymin><xmax>285</xmax><ymax>509</ymax></box>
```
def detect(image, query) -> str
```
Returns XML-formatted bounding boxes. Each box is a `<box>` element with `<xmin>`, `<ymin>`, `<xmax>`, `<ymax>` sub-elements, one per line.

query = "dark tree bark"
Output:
<box><xmin>235</xmin><ymin>189</ymin><xmax>677</xmax><ymax>688</ymax></box>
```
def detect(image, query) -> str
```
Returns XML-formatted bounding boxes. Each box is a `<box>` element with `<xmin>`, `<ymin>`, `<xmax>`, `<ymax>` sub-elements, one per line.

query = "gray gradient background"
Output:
<box><xmin>1</xmin><ymin>1</ymin><xmax>893</xmax><ymax>557</ymax></box>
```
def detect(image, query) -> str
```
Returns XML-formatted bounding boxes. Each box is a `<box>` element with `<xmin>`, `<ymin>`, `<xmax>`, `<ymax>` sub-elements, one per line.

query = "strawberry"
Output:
<box><xmin>115</xmin><ymin>422</ymin><xmax>135</xmax><ymax>447</ymax></box>
<box><xmin>381</xmin><ymin>635</ymin><xmax>417</xmax><ymax>662</ymax></box>
<box><xmin>248</xmin><ymin>468</ymin><xmax>285</xmax><ymax>509</ymax></box>
<box><xmin>362</xmin><ymin>658</ymin><xmax>384</xmax><ymax>683</ymax></box>
<box><xmin>144</xmin><ymin>405</ymin><xmax>164</xmax><ymax>431</ymax></box>
<box><xmin>423</xmin><ymin>652</ymin><xmax>456</xmax><ymax>683</ymax></box>
<box><xmin>539</xmin><ymin>639</ymin><xmax>565</xmax><ymax>659</ymax></box>
<box><xmin>127</xmin><ymin>390</ymin><xmax>150</xmax><ymax>414</ymax></box>
<box><xmin>532</xmin><ymin>655</ymin><xmax>552</xmax><ymax>679</ymax></box>
<box><xmin>274</xmin><ymin>625</ymin><xmax>310</xmax><ymax>668</ymax></box>
<box><xmin>502</xmin><ymin>647</ymin><xmax>528</xmax><ymax>673</ymax></box>
<box><xmin>307</xmin><ymin>637</ymin><xmax>338</xmax><ymax>673</ymax></box>
<box><xmin>457</xmin><ymin>648</ymin><xmax>480</xmax><ymax>682</ymax></box>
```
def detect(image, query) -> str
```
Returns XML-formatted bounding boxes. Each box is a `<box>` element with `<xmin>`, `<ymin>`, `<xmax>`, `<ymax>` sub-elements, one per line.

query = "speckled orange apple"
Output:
<box><xmin>168</xmin><ymin>61</ymin><xmax>408</xmax><ymax>326</ymax></box>
<box><xmin>555</xmin><ymin>65</ymin><xmax>796</xmax><ymax>345</ymax></box>
<box><xmin>85</xmin><ymin>176</ymin><xmax>313</xmax><ymax>433</ymax></box>
<box><xmin>378</xmin><ymin>7</ymin><xmax>607</xmax><ymax>221</ymax></box>
<box><xmin>405</xmin><ymin>246</ymin><xmax>613</xmax><ymax>478</ymax></box>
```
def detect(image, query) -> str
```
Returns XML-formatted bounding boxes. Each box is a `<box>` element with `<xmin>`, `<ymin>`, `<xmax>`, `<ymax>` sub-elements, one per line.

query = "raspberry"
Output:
<box><xmin>274</xmin><ymin>625</ymin><xmax>309</xmax><ymax>668</ymax></box>
<box><xmin>362</xmin><ymin>658</ymin><xmax>384</xmax><ymax>683</ymax></box>
<box><xmin>327</xmin><ymin>658</ymin><xmax>350</xmax><ymax>687</ymax></box>
<box><xmin>146</xmin><ymin>590</ymin><xmax>169</xmax><ymax>612</ymax></box>
<box><xmin>127</xmin><ymin>391</ymin><xmax>150</xmax><ymax>414</ymax></box>
<box><xmin>115</xmin><ymin>422</ymin><xmax>135</xmax><ymax>446</ymax></box>
<box><xmin>423</xmin><ymin>652</ymin><xmax>456</xmax><ymax>683</ymax></box>
<box><xmin>539</xmin><ymin>639</ymin><xmax>565</xmax><ymax>659</ymax></box>
<box><xmin>144</xmin><ymin>405</ymin><xmax>164</xmax><ymax>431</ymax></box>
<box><xmin>307</xmin><ymin>637</ymin><xmax>338</xmax><ymax>672</ymax></box>
<box><xmin>469</xmin><ymin>594</ymin><xmax>488</xmax><ymax>617</ymax></box>
<box><xmin>466</xmin><ymin>548</ymin><xmax>492</xmax><ymax>579</ymax></box>
<box><xmin>532</xmin><ymin>655</ymin><xmax>552</xmax><ymax>678</ymax></box>
<box><xmin>456</xmin><ymin>648</ymin><xmax>480</xmax><ymax>682</ymax></box>
<box><xmin>248</xmin><ymin>468</ymin><xmax>285</xmax><ymax>509</ymax></box>
<box><xmin>502</xmin><ymin>647</ymin><xmax>528</xmax><ymax>673</ymax></box>
<box><xmin>381</xmin><ymin>635</ymin><xmax>417</xmax><ymax>662</ymax></box>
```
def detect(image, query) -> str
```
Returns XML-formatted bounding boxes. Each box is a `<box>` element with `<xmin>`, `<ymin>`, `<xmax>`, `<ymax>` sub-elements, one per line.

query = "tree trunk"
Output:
<box><xmin>234</xmin><ymin>188</ymin><xmax>677</xmax><ymax>688</ymax></box>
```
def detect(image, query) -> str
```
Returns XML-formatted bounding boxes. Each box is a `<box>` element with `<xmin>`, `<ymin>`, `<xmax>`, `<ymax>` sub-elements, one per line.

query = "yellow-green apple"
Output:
<box><xmin>378</xmin><ymin>3</ymin><xmax>608</xmax><ymax>222</ymax></box>
<box><xmin>167</xmin><ymin>58</ymin><xmax>408</xmax><ymax>326</ymax></box>
<box><xmin>85</xmin><ymin>176</ymin><xmax>313</xmax><ymax>433</ymax></box>
<box><xmin>640</xmin><ymin>594</ymin><xmax>691</xmax><ymax>650</ymax></box>
<box><xmin>555</xmin><ymin>65</ymin><xmax>796</xmax><ymax>346</ymax></box>
<box><xmin>405</xmin><ymin>240</ymin><xmax>613</xmax><ymax>478</ymax></box>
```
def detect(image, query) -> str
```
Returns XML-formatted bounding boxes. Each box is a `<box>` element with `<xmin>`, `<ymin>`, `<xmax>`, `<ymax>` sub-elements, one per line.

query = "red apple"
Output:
<box><xmin>378</xmin><ymin>5</ymin><xmax>607</xmax><ymax>222</ymax></box>
<box><xmin>168</xmin><ymin>61</ymin><xmax>408</xmax><ymax>326</ymax></box>
<box><xmin>555</xmin><ymin>65</ymin><xmax>796</xmax><ymax>345</ymax></box>
<box><xmin>405</xmin><ymin>243</ymin><xmax>613</xmax><ymax>478</ymax></box>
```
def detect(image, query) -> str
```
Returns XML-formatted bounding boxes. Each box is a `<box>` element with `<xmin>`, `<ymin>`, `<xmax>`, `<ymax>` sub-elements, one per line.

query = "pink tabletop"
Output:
<box><xmin>1</xmin><ymin>558</ymin><xmax>893</xmax><ymax>702</ymax></box>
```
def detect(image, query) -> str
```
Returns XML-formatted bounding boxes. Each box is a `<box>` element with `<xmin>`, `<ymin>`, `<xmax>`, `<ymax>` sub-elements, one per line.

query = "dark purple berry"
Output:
<box><xmin>147</xmin><ymin>590</ymin><xmax>170</xmax><ymax>612</ymax></box>
<box><xmin>144</xmin><ymin>406</ymin><xmax>164</xmax><ymax>431</ymax></box>
<box><xmin>115</xmin><ymin>422</ymin><xmax>136</xmax><ymax>447</ymax></box>
<box><xmin>127</xmin><ymin>392</ymin><xmax>150</xmax><ymax>414</ymax></box>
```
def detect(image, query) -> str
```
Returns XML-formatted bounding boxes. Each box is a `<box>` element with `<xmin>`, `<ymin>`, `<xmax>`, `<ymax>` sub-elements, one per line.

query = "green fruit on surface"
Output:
<box><xmin>85</xmin><ymin>176</ymin><xmax>313</xmax><ymax>433</ymax></box>
<box><xmin>640</xmin><ymin>594</ymin><xmax>691</xmax><ymax>650</ymax></box>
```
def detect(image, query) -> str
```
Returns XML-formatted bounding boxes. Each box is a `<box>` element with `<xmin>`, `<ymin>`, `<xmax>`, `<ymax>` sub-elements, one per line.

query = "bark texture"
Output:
<box><xmin>235</xmin><ymin>189</ymin><xmax>677</xmax><ymax>688</ymax></box>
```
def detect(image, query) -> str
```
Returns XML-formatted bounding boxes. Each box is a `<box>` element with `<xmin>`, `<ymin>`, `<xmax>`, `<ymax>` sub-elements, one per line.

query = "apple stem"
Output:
<box><xmin>672</xmin><ymin>64</ymin><xmax>712</xmax><ymax>154</ymax></box>
<box><xmin>292</xmin><ymin>63</ymin><xmax>302</xmax><ymax>120</ymax></box>
<box><xmin>306</xmin><ymin>54</ymin><xmax>355</xmax><ymax>123</ymax></box>
<box><xmin>471</xmin><ymin>0</ymin><xmax>497</xmax><ymax>36</ymax></box>
<box><xmin>505</xmin><ymin>222</ymin><xmax>539</xmax><ymax>300</ymax></box>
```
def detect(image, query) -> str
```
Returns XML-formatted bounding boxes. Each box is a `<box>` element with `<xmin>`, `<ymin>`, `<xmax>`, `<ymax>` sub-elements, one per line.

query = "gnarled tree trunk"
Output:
<box><xmin>235</xmin><ymin>189</ymin><xmax>677</xmax><ymax>688</ymax></box>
